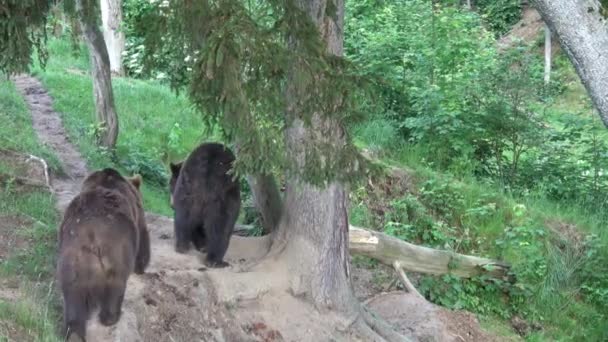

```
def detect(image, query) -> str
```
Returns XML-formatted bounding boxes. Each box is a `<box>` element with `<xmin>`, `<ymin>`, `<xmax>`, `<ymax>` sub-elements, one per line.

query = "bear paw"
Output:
<box><xmin>204</xmin><ymin>259</ymin><xmax>230</xmax><ymax>268</ymax></box>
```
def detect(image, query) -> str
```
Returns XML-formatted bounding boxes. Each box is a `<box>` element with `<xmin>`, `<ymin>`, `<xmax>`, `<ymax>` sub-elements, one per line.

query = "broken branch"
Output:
<box><xmin>349</xmin><ymin>226</ymin><xmax>510</xmax><ymax>279</ymax></box>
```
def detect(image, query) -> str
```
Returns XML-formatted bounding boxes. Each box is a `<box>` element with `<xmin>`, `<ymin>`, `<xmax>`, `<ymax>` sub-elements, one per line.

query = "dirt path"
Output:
<box><xmin>11</xmin><ymin>74</ymin><xmax>514</xmax><ymax>342</ymax></box>
<box><xmin>13</xmin><ymin>75</ymin><xmax>88</xmax><ymax>212</ymax></box>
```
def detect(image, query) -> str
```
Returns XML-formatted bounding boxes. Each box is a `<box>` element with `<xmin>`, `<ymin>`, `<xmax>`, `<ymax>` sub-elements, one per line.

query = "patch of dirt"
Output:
<box><xmin>0</xmin><ymin>215</ymin><xmax>31</xmax><ymax>264</ymax></box>
<box><xmin>367</xmin><ymin>292</ymin><xmax>510</xmax><ymax>342</ymax></box>
<box><xmin>0</xmin><ymin>320</ymin><xmax>31</xmax><ymax>342</ymax></box>
<box><xmin>498</xmin><ymin>7</ymin><xmax>544</xmax><ymax>50</ymax></box>
<box><xmin>357</xmin><ymin>163</ymin><xmax>415</xmax><ymax>227</ymax></box>
<box><xmin>352</xmin><ymin>262</ymin><xmax>397</xmax><ymax>301</ymax></box>
<box><xmin>497</xmin><ymin>6</ymin><xmax>560</xmax><ymax>56</ymax></box>
<box><xmin>0</xmin><ymin>149</ymin><xmax>51</xmax><ymax>195</ymax></box>
<box><xmin>545</xmin><ymin>218</ymin><xmax>586</xmax><ymax>249</ymax></box>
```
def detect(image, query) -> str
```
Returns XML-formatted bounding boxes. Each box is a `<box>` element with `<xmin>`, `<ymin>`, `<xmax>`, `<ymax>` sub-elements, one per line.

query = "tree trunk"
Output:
<box><xmin>544</xmin><ymin>23</ymin><xmax>551</xmax><ymax>85</ymax></box>
<box><xmin>75</xmin><ymin>0</ymin><xmax>119</xmax><ymax>148</ymax></box>
<box><xmin>247</xmin><ymin>174</ymin><xmax>282</xmax><ymax>234</ymax></box>
<box><xmin>273</xmin><ymin>0</ymin><xmax>355</xmax><ymax>313</ymax></box>
<box><xmin>272</xmin><ymin>1</ymin><xmax>409</xmax><ymax>340</ymax></box>
<box><xmin>531</xmin><ymin>0</ymin><xmax>608</xmax><ymax>127</ymax></box>
<box><xmin>51</xmin><ymin>3</ymin><xmax>64</xmax><ymax>37</ymax></box>
<box><xmin>100</xmin><ymin>0</ymin><xmax>125</xmax><ymax>75</ymax></box>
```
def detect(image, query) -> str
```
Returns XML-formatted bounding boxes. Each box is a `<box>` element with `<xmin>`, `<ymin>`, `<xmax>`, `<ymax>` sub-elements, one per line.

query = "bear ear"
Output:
<box><xmin>128</xmin><ymin>174</ymin><xmax>142</xmax><ymax>189</ymax></box>
<box><xmin>169</xmin><ymin>162</ymin><xmax>182</xmax><ymax>175</ymax></box>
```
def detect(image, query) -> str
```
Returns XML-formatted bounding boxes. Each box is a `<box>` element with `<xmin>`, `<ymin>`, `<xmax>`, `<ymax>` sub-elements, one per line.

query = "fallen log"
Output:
<box><xmin>235</xmin><ymin>224</ymin><xmax>511</xmax><ymax>279</ymax></box>
<box><xmin>349</xmin><ymin>226</ymin><xmax>510</xmax><ymax>279</ymax></box>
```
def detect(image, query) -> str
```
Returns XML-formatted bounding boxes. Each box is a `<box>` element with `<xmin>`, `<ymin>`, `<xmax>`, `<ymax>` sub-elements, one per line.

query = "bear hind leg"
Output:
<box><xmin>99</xmin><ymin>281</ymin><xmax>126</xmax><ymax>326</ymax></box>
<box><xmin>174</xmin><ymin>208</ymin><xmax>198</xmax><ymax>254</ymax></box>
<box><xmin>134</xmin><ymin>219</ymin><xmax>151</xmax><ymax>274</ymax></box>
<box><xmin>62</xmin><ymin>288</ymin><xmax>88</xmax><ymax>342</ymax></box>
<box><xmin>204</xmin><ymin>198</ymin><xmax>239</xmax><ymax>268</ymax></box>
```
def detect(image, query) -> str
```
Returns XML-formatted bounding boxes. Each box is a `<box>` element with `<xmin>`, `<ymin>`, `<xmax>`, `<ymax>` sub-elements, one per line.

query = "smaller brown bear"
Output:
<box><xmin>56</xmin><ymin>168</ymin><xmax>150</xmax><ymax>341</ymax></box>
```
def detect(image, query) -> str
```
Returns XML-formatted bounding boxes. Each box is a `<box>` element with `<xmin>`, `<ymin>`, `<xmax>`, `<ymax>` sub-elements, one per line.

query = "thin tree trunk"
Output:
<box><xmin>100</xmin><ymin>0</ymin><xmax>125</xmax><ymax>75</ymax></box>
<box><xmin>75</xmin><ymin>0</ymin><xmax>119</xmax><ymax>148</ymax></box>
<box><xmin>247</xmin><ymin>174</ymin><xmax>282</xmax><ymax>234</ymax></box>
<box><xmin>532</xmin><ymin>0</ymin><xmax>608</xmax><ymax>127</ymax></box>
<box><xmin>544</xmin><ymin>23</ymin><xmax>551</xmax><ymax>85</ymax></box>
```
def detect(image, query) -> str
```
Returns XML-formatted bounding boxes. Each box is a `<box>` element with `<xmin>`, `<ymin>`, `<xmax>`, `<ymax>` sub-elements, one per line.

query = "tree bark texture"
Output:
<box><xmin>75</xmin><ymin>0</ymin><xmax>119</xmax><ymax>148</ymax></box>
<box><xmin>532</xmin><ymin>0</ymin><xmax>608</xmax><ymax>126</ymax></box>
<box><xmin>247</xmin><ymin>174</ymin><xmax>282</xmax><ymax>234</ymax></box>
<box><xmin>100</xmin><ymin>0</ymin><xmax>125</xmax><ymax>75</ymax></box>
<box><xmin>276</xmin><ymin>0</ymin><xmax>357</xmax><ymax>314</ymax></box>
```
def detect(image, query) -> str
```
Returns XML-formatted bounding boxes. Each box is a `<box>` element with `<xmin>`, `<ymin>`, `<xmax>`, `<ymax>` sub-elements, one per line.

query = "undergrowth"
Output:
<box><xmin>349</xmin><ymin>146</ymin><xmax>608</xmax><ymax>341</ymax></box>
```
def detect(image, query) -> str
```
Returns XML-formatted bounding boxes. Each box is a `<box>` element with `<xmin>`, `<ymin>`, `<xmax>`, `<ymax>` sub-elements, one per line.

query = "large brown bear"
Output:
<box><xmin>169</xmin><ymin>142</ymin><xmax>241</xmax><ymax>268</ymax></box>
<box><xmin>56</xmin><ymin>168</ymin><xmax>150</xmax><ymax>341</ymax></box>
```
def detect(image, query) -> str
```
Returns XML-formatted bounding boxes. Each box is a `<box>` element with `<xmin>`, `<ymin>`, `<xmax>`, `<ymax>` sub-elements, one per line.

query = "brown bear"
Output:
<box><xmin>169</xmin><ymin>142</ymin><xmax>241</xmax><ymax>268</ymax></box>
<box><xmin>56</xmin><ymin>168</ymin><xmax>151</xmax><ymax>341</ymax></box>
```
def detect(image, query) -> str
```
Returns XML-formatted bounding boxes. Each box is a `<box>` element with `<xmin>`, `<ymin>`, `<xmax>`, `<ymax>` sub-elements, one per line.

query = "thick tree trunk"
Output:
<box><xmin>100</xmin><ymin>0</ymin><xmax>125</xmax><ymax>75</ymax></box>
<box><xmin>75</xmin><ymin>0</ymin><xmax>119</xmax><ymax>148</ymax></box>
<box><xmin>532</xmin><ymin>0</ymin><xmax>608</xmax><ymax>127</ymax></box>
<box><xmin>544</xmin><ymin>23</ymin><xmax>551</xmax><ymax>85</ymax></box>
<box><xmin>274</xmin><ymin>0</ymin><xmax>355</xmax><ymax>313</ymax></box>
<box><xmin>272</xmin><ymin>1</ymin><xmax>409</xmax><ymax>341</ymax></box>
<box><xmin>247</xmin><ymin>174</ymin><xmax>282</xmax><ymax>234</ymax></box>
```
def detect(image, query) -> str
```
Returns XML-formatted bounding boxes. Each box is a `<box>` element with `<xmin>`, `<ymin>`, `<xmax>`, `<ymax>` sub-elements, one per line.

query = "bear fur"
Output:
<box><xmin>169</xmin><ymin>142</ymin><xmax>241</xmax><ymax>268</ymax></box>
<box><xmin>56</xmin><ymin>168</ymin><xmax>150</xmax><ymax>341</ymax></box>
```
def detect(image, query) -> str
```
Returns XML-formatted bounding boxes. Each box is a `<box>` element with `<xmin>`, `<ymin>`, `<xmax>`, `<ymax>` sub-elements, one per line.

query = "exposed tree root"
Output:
<box><xmin>360</xmin><ymin>306</ymin><xmax>412</xmax><ymax>342</ymax></box>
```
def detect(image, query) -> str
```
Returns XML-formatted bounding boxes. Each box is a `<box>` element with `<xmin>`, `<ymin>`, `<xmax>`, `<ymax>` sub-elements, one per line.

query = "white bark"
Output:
<box><xmin>100</xmin><ymin>0</ymin><xmax>125</xmax><ymax>75</ymax></box>
<box><xmin>532</xmin><ymin>0</ymin><xmax>608</xmax><ymax>126</ymax></box>
<box><xmin>544</xmin><ymin>23</ymin><xmax>551</xmax><ymax>85</ymax></box>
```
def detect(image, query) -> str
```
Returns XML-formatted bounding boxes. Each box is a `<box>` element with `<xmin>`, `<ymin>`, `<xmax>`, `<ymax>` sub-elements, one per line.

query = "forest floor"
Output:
<box><xmin>0</xmin><ymin>74</ymin><xmax>513</xmax><ymax>341</ymax></box>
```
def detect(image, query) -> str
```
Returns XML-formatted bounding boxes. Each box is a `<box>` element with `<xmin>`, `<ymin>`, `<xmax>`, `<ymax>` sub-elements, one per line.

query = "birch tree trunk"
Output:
<box><xmin>75</xmin><ymin>0</ymin><xmax>119</xmax><ymax>148</ymax></box>
<box><xmin>532</xmin><ymin>0</ymin><xmax>608</xmax><ymax>126</ymax></box>
<box><xmin>100</xmin><ymin>0</ymin><xmax>125</xmax><ymax>75</ymax></box>
<box><xmin>544</xmin><ymin>23</ymin><xmax>551</xmax><ymax>85</ymax></box>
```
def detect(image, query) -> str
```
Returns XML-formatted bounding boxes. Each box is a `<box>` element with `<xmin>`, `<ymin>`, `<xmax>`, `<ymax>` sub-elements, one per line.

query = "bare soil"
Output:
<box><xmin>11</xmin><ymin>73</ymin><xmax>510</xmax><ymax>341</ymax></box>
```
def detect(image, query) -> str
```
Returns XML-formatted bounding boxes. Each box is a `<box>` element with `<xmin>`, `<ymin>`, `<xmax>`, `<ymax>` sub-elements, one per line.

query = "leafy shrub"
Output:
<box><xmin>475</xmin><ymin>0</ymin><xmax>522</xmax><ymax>37</ymax></box>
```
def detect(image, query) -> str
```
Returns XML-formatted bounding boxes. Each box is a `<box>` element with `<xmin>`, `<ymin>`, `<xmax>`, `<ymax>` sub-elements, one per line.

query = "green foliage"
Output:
<box><xmin>475</xmin><ymin>0</ymin><xmax>522</xmax><ymax>37</ymax></box>
<box><xmin>0</xmin><ymin>0</ymin><xmax>52</xmax><ymax>74</ymax></box>
<box><xmin>128</xmin><ymin>0</ymin><xmax>372</xmax><ymax>185</ymax></box>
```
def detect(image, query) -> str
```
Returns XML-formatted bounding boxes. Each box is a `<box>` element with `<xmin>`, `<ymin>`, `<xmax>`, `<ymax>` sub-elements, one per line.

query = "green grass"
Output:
<box><xmin>33</xmin><ymin>38</ymin><xmax>218</xmax><ymax>216</ymax></box>
<box><xmin>0</xmin><ymin>79</ymin><xmax>61</xmax><ymax>341</ymax></box>
<box><xmin>0</xmin><ymin>283</ymin><xmax>61</xmax><ymax>342</ymax></box>
<box><xmin>0</xmin><ymin>81</ymin><xmax>61</xmax><ymax>171</ymax></box>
